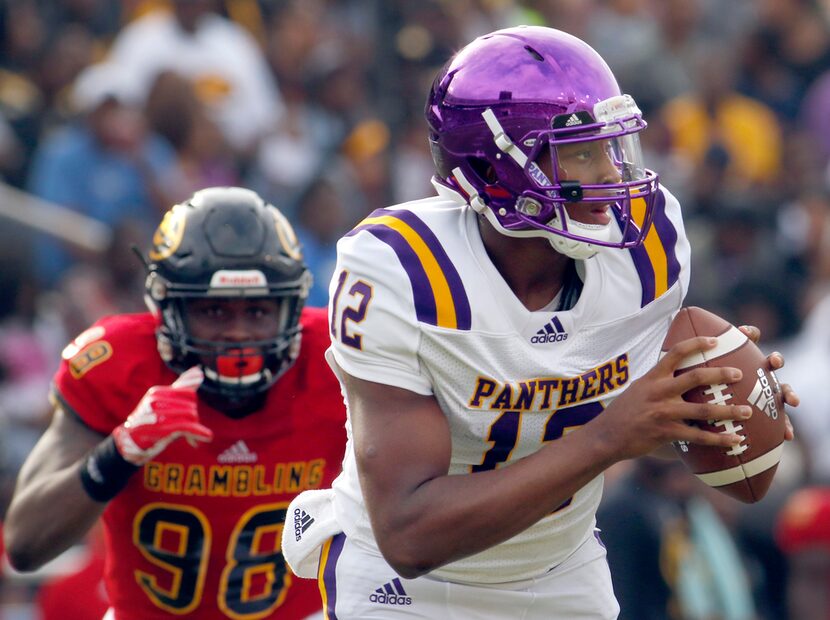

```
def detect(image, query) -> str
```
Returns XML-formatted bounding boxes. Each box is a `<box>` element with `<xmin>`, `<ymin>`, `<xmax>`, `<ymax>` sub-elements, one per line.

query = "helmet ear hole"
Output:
<box><xmin>467</xmin><ymin>157</ymin><xmax>497</xmax><ymax>184</ymax></box>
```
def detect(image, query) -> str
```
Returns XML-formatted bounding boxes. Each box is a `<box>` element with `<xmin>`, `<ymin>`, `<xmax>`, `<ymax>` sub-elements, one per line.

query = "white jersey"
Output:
<box><xmin>326</xmin><ymin>185</ymin><xmax>690</xmax><ymax>584</ymax></box>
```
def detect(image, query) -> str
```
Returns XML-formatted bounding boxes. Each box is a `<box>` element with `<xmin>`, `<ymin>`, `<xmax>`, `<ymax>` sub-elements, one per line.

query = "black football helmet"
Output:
<box><xmin>144</xmin><ymin>187</ymin><xmax>312</xmax><ymax>409</ymax></box>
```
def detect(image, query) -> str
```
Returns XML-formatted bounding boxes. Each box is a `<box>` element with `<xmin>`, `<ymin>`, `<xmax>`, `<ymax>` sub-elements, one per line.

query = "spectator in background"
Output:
<box><xmin>52</xmin><ymin>219</ymin><xmax>149</xmax><ymax>344</ymax></box>
<box><xmin>37</xmin><ymin>0</ymin><xmax>121</xmax><ymax>41</ymax></box>
<box><xmin>251</xmin><ymin>2</ymin><xmax>378</xmax><ymax>214</ymax></box>
<box><xmin>0</xmin><ymin>114</ymin><xmax>25</xmax><ymax>185</ymax></box>
<box><xmin>293</xmin><ymin>177</ymin><xmax>349</xmax><ymax>308</ymax></box>
<box><xmin>799</xmin><ymin>69</ymin><xmax>830</xmax><ymax>184</ymax></box>
<box><xmin>337</xmin><ymin>117</ymin><xmax>392</xmax><ymax>216</ymax></box>
<box><xmin>660</xmin><ymin>44</ymin><xmax>783</xmax><ymax>193</ymax></box>
<box><xmin>0</xmin><ymin>1</ymin><xmax>102</xmax><ymax>189</ymax></box>
<box><xmin>247</xmin><ymin>2</ymin><xmax>333</xmax><ymax>212</ymax></box>
<box><xmin>775</xmin><ymin>486</ymin><xmax>830</xmax><ymax>620</ymax></box>
<box><xmin>599</xmin><ymin>458</ymin><xmax>757</xmax><ymax>620</ymax></box>
<box><xmin>0</xmin><ymin>258</ymin><xmax>56</xmax><ymax>517</ymax></box>
<box><xmin>390</xmin><ymin>117</ymin><xmax>436</xmax><ymax>204</ymax></box>
<box><xmin>779</xmin><ymin>291</ymin><xmax>830</xmax><ymax>483</ymax></box>
<box><xmin>740</xmin><ymin>0</ymin><xmax>830</xmax><ymax>122</ymax></box>
<box><xmin>775</xmin><ymin>191</ymin><xmax>830</xmax><ymax>318</ymax></box>
<box><xmin>144</xmin><ymin>70</ymin><xmax>239</xmax><ymax>195</ymax></box>
<box><xmin>26</xmin><ymin>61</ymin><xmax>182</xmax><ymax>287</ymax></box>
<box><xmin>585</xmin><ymin>0</ymin><xmax>664</xmax><ymax>114</ymax></box>
<box><xmin>106</xmin><ymin>0</ymin><xmax>283</xmax><ymax>163</ymax></box>
<box><xmin>685</xmin><ymin>206</ymin><xmax>783</xmax><ymax>317</ymax></box>
<box><xmin>0</xmin><ymin>0</ymin><xmax>48</xmax><ymax>75</ymax></box>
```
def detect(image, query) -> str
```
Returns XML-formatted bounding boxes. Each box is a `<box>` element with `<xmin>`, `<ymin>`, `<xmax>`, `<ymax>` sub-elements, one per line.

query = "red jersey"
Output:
<box><xmin>53</xmin><ymin>307</ymin><xmax>347</xmax><ymax>620</ymax></box>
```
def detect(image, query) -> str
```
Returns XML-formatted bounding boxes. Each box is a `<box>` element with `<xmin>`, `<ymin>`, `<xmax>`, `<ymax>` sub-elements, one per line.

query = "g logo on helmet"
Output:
<box><xmin>149</xmin><ymin>205</ymin><xmax>187</xmax><ymax>261</ymax></box>
<box><xmin>268</xmin><ymin>205</ymin><xmax>303</xmax><ymax>261</ymax></box>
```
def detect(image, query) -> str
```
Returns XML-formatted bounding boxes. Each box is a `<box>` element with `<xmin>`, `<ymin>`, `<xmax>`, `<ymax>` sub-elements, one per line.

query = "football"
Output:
<box><xmin>661</xmin><ymin>306</ymin><xmax>786</xmax><ymax>503</ymax></box>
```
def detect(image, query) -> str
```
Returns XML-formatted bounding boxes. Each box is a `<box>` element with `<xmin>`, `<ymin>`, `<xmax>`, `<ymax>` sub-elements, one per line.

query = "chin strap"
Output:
<box><xmin>548</xmin><ymin>234</ymin><xmax>598</xmax><ymax>260</ymax></box>
<box><xmin>451</xmin><ymin>167</ymin><xmax>488</xmax><ymax>214</ymax></box>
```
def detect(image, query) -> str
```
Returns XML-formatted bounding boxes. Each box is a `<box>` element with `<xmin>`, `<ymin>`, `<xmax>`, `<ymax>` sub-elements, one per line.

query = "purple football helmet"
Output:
<box><xmin>426</xmin><ymin>26</ymin><xmax>658</xmax><ymax>259</ymax></box>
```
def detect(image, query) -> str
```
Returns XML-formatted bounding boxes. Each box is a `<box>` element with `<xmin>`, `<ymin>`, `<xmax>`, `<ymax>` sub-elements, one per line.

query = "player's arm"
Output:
<box><xmin>4</xmin><ymin>367</ymin><xmax>212</xmax><ymax>571</ymax></box>
<box><xmin>4</xmin><ymin>406</ymin><xmax>109</xmax><ymax>571</ymax></box>
<box><xmin>339</xmin><ymin>336</ymin><xmax>751</xmax><ymax>579</ymax></box>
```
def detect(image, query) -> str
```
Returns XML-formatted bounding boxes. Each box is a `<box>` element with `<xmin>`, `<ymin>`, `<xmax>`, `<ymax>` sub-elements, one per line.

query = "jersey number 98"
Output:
<box><xmin>134</xmin><ymin>502</ymin><xmax>289</xmax><ymax>618</ymax></box>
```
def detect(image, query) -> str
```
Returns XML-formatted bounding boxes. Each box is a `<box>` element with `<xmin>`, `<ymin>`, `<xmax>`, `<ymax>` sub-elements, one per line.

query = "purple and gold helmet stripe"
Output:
<box><xmin>348</xmin><ymin>209</ymin><xmax>472</xmax><ymax>330</ymax></box>
<box><xmin>318</xmin><ymin>532</ymin><xmax>345</xmax><ymax>619</ymax></box>
<box><xmin>626</xmin><ymin>191</ymin><xmax>680</xmax><ymax>307</ymax></box>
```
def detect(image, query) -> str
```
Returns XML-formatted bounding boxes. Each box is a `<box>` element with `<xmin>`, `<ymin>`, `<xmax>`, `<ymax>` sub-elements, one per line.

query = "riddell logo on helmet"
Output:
<box><xmin>530</xmin><ymin>316</ymin><xmax>568</xmax><ymax>344</ymax></box>
<box><xmin>210</xmin><ymin>270</ymin><xmax>267</xmax><ymax>288</ymax></box>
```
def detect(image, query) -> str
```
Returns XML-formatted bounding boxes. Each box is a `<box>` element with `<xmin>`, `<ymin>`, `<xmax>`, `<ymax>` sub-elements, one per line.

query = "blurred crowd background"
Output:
<box><xmin>1</xmin><ymin>0</ymin><xmax>830</xmax><ymax>618</ymax></box>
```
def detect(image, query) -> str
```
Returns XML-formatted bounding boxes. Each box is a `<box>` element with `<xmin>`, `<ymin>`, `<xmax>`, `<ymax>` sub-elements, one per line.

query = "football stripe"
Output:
<box><xmin>695</xmin><ymin>443</ymin><xmax>784</xmax><ymax>487</ymax></box>
<box><xmin>673</xmin><ymin>325</ymin><xmax>748</xmax><ymax>370</ymax></box>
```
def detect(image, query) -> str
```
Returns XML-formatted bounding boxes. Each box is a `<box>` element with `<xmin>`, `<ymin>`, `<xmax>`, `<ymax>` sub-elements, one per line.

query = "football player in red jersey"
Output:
<box><xmin>3</xmin><ymin>187</ymin><xmax>347</xmax><ymax>620</ymax></box>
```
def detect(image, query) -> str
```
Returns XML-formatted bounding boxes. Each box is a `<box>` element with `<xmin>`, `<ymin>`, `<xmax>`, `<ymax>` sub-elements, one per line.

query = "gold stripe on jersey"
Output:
<box><xmin>632</xmin><ymin>197</ymin><xmax>669</xmax><ymax>298</ymax></box>
<box><xmin>361</xmin><ymin>214</ymin><xmax>459</xmax><ymax>328</ymax></box>
<box><xmin>318</xmin><ymin>536</ymin><xmax>335</xmax><ymax>614</ymax></box>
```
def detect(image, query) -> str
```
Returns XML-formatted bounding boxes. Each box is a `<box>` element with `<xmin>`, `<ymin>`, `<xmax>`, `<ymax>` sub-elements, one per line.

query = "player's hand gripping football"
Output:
<box><xmin>739</xmin><ymin>324</ymin><xmax>797</xmax><ymax>441</ymax></box>
<box><xmin>595</xmin><ymin>336</ymin><xmax>753</xmax><ymax>461</ymax></box>
<box><xmin>112</xmin><ymin>366</ymin><xmax>214</xmax><ymax>465</ymax></box>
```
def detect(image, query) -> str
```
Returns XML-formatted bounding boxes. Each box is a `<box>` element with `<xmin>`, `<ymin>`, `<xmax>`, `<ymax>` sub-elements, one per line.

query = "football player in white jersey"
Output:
<box><xmin>283</xmin><ymin>26</ymin><xmax>797</xmax><ymax>619</ymax></box>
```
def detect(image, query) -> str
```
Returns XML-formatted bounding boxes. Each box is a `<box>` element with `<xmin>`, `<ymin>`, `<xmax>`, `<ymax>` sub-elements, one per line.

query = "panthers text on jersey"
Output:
<box><xmin>54</xmin><ymin>307</ymin><xmax>347</xmax><ymax>620</ymax></box>
<box><xmin>325</xmin><ymin>184</ymin><xmax>689</xmax><ymax>584</ymax></box>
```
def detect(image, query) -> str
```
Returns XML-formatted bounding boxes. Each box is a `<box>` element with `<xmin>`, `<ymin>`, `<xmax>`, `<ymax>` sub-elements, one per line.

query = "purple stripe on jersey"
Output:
<box><xmin>345</xmin><ymin>208</ymin><xmax>387</xmax><ymax>238</ymax></box>
<box><xmin>650</xmin><ymin>190</ymin><xmax>680</xmax><ymax>292</ymax></box>
<box><xmin>349</xmin><ymin>219</ymin><xmax>438</xmax><ymax>325</ymax></box>
<box><xmin>623</xmin><ymin>229</ymin><xmax>657</xmax><ymax>307</ymax></box>
<box><xmin>381</xmin><ymin>209</ymin><xmax>472</xmax><ymax>330</ymax></box>
<box><xmin>614</xmin><ymin>195</ymin><xmax>676</xmax><ymax>307</ymax></box>
<box><xmin>348</xmin><ymin>208</ymin><xmax>472</xmax><ymax>330</ymax></box>
<box><xmin>323</xmin><ymin>533</ymin><xmax>346</xmax><ymax>620</ymax></box>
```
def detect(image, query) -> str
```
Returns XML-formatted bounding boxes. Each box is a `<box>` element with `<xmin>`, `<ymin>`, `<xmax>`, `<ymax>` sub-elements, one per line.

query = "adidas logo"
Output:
<box><xmin>530</xmin><ymin>316</ymin><xmax>568</xmax><ymax>344</ymax></box>
<box><xmin>217</xmin><ymin>440</ymin><xmax>258</xmax><ymax>464</ymax></box>
<box><xmin>293</xmin><ymin>508</ymin><xmax>314</xmax><ymax>542</ymax></box>
<box><xmin>565</xmin><ymin>113</ymin><xmax>582</xmax><ymax>126</ymax></box>
<box><xmin>748</xmin><ymin>368</ymin><xmax>779</xmax><ymax>420</ymax></box>
<box><xmin>369</xmin><ymin>578</ymin><xmax>412</xmax><ymax>606</ymax></box>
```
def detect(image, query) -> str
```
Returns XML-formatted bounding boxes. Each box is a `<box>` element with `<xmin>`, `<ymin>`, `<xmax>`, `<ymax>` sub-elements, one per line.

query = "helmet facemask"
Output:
<box><xmin>451</xmin><ymin>95</ymin><xmax>658</xmax><ymax>260</ymax></box>
<box><xmin>149</xmin><ymin>271</ymin><xmax>311</xmax><ymax>415</ymax></box>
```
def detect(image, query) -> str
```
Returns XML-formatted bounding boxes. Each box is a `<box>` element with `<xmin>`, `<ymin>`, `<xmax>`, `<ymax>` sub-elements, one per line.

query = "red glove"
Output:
<box><xmin>112</xmin><ymin>367</ymin><xmax>213</xmax><ymax>465</ymax></box>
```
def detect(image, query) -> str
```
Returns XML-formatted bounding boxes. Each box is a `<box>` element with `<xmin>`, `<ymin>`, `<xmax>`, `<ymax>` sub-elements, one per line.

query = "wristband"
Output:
<box><xmin>78</xmin><ymin>435</ymin><xmax>140</xmax><ymax>502</ymax></box>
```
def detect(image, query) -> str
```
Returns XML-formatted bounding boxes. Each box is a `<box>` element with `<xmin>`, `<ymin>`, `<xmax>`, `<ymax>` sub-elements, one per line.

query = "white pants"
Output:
<box><xmin>317</xmin><ymin>530</ymin><xmax>619</xmax><ymax>619</ymax></box>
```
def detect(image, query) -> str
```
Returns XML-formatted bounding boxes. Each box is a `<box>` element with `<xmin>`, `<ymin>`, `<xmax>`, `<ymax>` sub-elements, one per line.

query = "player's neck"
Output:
<box><xmin>478</xmin><ymin>217</ymin><xmax>572</xmax><ymax>311</ymax></box>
